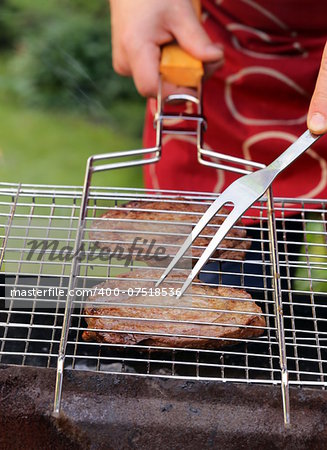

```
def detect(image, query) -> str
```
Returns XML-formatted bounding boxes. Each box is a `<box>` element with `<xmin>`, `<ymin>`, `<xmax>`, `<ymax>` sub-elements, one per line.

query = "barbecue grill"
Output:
<box><xmin>1</xmin><ymin>94</ymin><xmax>327</xmax><ymax>445</ymax></box>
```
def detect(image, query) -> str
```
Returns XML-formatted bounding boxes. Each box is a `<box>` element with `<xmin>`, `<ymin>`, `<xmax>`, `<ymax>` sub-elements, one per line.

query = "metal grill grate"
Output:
<box><xmin>0</xmin><ymin>182</ymin><xmax>326</xmax><ymax>393</ymax></box>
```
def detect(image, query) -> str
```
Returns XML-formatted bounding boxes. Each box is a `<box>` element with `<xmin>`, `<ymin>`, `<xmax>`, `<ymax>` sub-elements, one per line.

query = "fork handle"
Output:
<box><xmin>159</xmin><ymin>0</ymin><xmax>204</xmax><ymax>88</ymax></box>
<box><xmin>268</xmin><ymin>130</ymin><xmax>322</xmax><ymax>173</ymax></box>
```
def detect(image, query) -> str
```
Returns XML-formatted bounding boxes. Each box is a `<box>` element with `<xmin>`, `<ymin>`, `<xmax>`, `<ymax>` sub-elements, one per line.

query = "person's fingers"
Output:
<box><xmin>109</xmin><ymin>0</ymin><xmax>224</xmax><ymax>97</ymax></box>
<box><xmin>127</xmin><ymin>43</ymin><xmax>224</xmax><ymax>98</ymax></box>
<box><xmin>169</xmin><ymin>3</ymin><xmax>223</xmax><ymax>63</ymax></box>
<box><xmin>112</xmin><ymin>46</ymin><xmax>132</xmax><ymax>76</ymax></box>
<box><xmin>110</xmin><ymin>16</ymin><xmax>132</xmax><ymax>76</ymax></box>
<box><xmin>127</xmin><ymin>41</ymin><xmax>161</xmax><ymax>97</ymax></box>
<box><xmin>307</xmin><ymin>42</ymin><xmax>327</xmax><ymax>134</ymax></box>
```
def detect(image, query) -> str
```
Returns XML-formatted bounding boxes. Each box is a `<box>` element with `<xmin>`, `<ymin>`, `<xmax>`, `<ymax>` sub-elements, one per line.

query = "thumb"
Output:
<box><xmin>307</xmin><ymin>42</ymin><xmax>327</xmax><ymax>135</ymax></box>
<box><xmin>169</xmin><ymin>3</ymin><xmax>223</xmax><ymax>63</ymax></box>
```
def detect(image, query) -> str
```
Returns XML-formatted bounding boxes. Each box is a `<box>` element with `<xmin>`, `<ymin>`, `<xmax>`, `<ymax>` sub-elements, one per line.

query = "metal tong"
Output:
<box><xmin>157</xmin><ymin>130</ymin><xmax>323</xmax><ymax>296</ymax></box>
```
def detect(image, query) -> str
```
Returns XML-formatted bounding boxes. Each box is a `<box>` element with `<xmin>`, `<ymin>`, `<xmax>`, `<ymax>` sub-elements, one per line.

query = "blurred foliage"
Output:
<box><xmin>0</xmin><ymin>1</ymin><xmax>18</xmax><ymax>48</ymax></box>
<box><xmin>8</xmin><ymin>15</ymin><xmax>139</xmax><ymax>109</ymax></box>
<box><xmin>0</xmin><ymin>0</ymin><xmax>144</xmax><ymax>135</ymax></box>
<box><xmin>0</xmin><ymin>0</ymin><xmax>108</xmax><ymax>44</ymax></box>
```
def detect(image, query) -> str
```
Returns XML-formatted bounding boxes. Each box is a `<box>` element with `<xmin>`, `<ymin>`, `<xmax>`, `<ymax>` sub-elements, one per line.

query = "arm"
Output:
<box><xmin>307</xmin><ymin>42</ymin><xmax>327</xmax><ymax>134</ymax></box>
<box><xmin>108</xmin><ymin>0</ymin><xmax>223</xmax><ymax>97</ymax></box>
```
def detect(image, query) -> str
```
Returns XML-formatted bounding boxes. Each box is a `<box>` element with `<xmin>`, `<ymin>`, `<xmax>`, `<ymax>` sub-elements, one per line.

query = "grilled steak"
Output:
<box><xmin>89</xmin><ymin>199</ymin><xmax>251</xmax><ymax>266</ymax></box>
<box><xmin>82</xmin><ymin>269</ymin><xmax>265</xmax><ymax>349</ymax></box>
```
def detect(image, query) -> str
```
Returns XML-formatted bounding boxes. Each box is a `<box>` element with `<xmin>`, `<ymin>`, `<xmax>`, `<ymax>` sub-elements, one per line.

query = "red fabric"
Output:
<box><xmin>143</xmin><ymin>0</ymin><xmax>327</xmax><ymax>216</ymax></box>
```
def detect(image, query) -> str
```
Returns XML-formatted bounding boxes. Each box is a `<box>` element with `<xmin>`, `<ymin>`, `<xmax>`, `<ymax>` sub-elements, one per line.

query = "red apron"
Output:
<box><xmin>143</xmin><ymin>0</ymin><xmax>327</xmax><ymax>216</ymax></box>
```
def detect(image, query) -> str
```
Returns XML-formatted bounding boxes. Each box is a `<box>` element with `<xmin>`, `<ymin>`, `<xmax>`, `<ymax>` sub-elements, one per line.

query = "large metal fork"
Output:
<box><xmin>156</xmin><ymin>129</ymin><xmax>322</xmax><ymax>297</ymax></box>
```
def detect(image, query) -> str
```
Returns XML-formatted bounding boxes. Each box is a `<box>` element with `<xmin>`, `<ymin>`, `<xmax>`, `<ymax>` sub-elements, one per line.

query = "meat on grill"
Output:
<box><xmin>89</xmin><ymin>199</ymin><xmax>251</xmax><ymax>266</ymax></box>
<box><xmin>82</xmin><ymin>269</ymin><xmax>266</xmax><ymax>349</ymax></box>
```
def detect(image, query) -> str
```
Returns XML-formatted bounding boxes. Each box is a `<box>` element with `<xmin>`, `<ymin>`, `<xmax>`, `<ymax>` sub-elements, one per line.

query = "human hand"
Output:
<box><xmin>307</xmin><ymin>42</ymin><xmax>327</xmax><ymax>135</ymax></box>
<box><xmin>109</xmin><ymin>0</ymin><xmax>223</xmax><ymax>97</ymax></box>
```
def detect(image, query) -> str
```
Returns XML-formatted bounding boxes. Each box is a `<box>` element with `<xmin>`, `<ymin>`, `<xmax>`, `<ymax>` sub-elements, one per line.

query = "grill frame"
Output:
<box><xmin>0</xmin><ymin>181</ymin><xmax>326</xmax><ymax>426</ymax></box>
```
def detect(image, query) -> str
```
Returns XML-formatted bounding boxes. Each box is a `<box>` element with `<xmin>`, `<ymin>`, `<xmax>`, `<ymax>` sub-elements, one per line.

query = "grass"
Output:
<box><xmin>0</xmin><ymin>98</ymin><xmax>145</xmax><ymax>188</ymax></box>
<box><xmin>0</xmin><ymin>0</ymin><xmax>147</xmax><ymax>189</ymax></box>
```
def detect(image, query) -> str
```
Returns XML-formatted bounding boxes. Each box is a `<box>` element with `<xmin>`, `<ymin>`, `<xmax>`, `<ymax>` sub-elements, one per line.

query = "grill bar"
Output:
<box><xmin>267</xmin><ymin>187</ymin><xmax>290</xmax><ymax>423</ymax></box>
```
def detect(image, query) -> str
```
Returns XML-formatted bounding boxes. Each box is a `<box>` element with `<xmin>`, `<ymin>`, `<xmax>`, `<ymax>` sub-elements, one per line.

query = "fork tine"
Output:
<box><xmin>155</xmin><ymin>195</ymin><xmax>230</xmax><ymax>287</ymax></box>
<box><xmin>176</xmin><ymin>205</ymin><xmax>246</xmax><ymax>298</ymax></box>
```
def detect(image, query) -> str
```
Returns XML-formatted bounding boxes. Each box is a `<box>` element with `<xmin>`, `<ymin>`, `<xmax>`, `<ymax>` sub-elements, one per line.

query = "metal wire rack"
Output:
<box><xmin>1</xmin><ymin>91</ymin><xmax>327</xmax><ymax>427</ymax></box>
<box><xmin>0</xmin><ymin>182</ymin><xmax>326</xmax><ymax>416</ymax></box>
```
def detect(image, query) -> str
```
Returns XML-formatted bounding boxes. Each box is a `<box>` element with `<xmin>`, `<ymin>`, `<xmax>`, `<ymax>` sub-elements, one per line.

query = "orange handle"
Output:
<box><xmin>159</xmin><ymin>0</ymin><xmax>204</xmax><ymax>88</ymax></box>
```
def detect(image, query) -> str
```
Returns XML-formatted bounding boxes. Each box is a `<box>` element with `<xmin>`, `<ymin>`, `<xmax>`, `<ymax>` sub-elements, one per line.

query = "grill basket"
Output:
<box><xmin>0</xmin><ymin>98</ymin><xmax>326</xmax><ymax>426</ymax></box>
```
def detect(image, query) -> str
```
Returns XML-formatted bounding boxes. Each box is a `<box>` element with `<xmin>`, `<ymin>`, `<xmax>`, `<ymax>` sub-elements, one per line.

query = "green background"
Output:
<box><xmin>0</xmin><ymin>0</ymin><xmax>144</xmax><ymax>188</ymax></box>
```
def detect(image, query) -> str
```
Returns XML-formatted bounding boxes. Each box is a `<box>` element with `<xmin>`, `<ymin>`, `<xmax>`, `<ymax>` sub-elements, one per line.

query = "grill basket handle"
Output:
<box><xmin>159</xmin><ymin>0</ymin><xmax>204</xmax><ymax>88</ymax></box>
